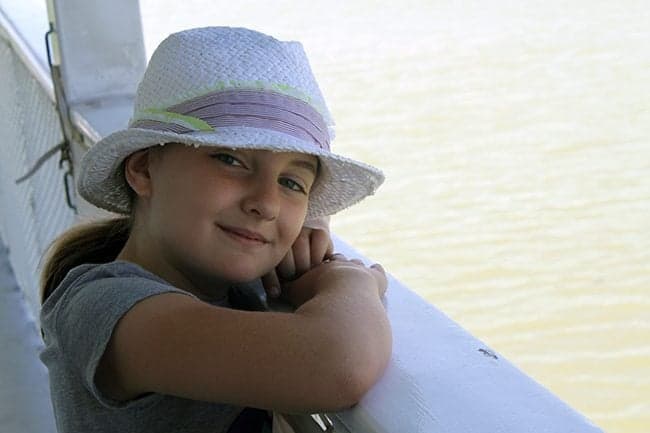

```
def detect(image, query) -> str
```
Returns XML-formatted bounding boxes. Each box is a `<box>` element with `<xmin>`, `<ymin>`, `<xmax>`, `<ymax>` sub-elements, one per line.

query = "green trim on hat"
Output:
<box><xmin>135</xmin><ymin>108</ymin><xmax>214</xmax><ymax>131</ymax></box>
<box><xmin>150</xmin><ymin>80</ymin><xmax>323</xmax><ymax>122</ymax></box>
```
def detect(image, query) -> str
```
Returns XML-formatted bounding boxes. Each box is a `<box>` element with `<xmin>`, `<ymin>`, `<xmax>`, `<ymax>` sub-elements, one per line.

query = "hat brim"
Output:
<box><xmin>77</xmin><ymin>126</ymin><xmax>384</xmax><ymax>219</ymax></box>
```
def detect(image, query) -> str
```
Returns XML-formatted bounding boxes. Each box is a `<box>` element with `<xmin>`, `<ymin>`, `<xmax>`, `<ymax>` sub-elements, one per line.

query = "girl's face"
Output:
<box><xmin>126</xmin><ymin>144</ymin><xmax>318</xmax><ymax>298</ymax></box>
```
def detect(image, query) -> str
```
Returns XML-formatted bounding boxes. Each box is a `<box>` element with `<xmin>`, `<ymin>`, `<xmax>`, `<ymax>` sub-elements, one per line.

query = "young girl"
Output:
<box><xmin>39</xmin><ymin>27</ymin><xmax>391</xmax><ymax>433</ymax></box>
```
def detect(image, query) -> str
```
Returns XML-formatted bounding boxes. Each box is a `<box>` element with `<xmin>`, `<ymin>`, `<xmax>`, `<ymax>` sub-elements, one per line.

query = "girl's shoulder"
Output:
<box><xmin>69</xmin><ymin>260</ymin><xmax>167</xmax><ymax>286</ymax></box>
<box><xmin>40</xmin><ymin>260</ymin><xmax>190</xmax><ymax>331</ymax></box>
<box><xmin>48</xmin><ymin>260</ymin><xmax>169</xmax><ymax>301</ymax></box>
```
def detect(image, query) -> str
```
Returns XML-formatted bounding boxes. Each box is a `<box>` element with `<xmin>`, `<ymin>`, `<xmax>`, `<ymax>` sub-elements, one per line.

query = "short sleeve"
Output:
<box><xmin>51</xmin><ymin>270</ymin><xmax>191</xmax><ymax>408</ymax></box>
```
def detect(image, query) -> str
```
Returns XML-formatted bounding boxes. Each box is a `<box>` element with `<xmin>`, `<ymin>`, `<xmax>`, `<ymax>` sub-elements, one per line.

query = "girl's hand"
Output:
<box><xmin>281</xmin><ymin>253</ymin><xmax>387</xmax><ymax>308</ymax></box>
<box><xmin>262</xmin><ymin>217</ymin><xmax>333</xmax><ymax>298</ymax></box>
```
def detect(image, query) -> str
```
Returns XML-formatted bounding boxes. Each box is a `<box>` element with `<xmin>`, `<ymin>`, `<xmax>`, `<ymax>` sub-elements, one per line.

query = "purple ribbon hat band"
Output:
<box><xmin>130</xmin><ymin>89</ymin><xmax>331</xmax><ymax>151</ymax></box>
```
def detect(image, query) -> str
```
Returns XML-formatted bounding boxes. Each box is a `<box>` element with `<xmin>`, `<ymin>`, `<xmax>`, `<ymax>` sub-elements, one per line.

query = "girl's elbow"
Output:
<box><xmin>337</xmin><ymin>372</ymin><xmax>374</xmax><ymax>408</ymax></box>
<box><xmin>311</xmin><ymin>315</ymin><xmax>392</xmax><ymax>410</ymax></box>
<box><xmin>331</xmin><ymin>358</ymin><xmax>387</xmax><ymax>409</ymax></box>
<box><xmin>333</xmin><ymin>341</ymin><xmax>392</xmax><ymax>408</ymax></box>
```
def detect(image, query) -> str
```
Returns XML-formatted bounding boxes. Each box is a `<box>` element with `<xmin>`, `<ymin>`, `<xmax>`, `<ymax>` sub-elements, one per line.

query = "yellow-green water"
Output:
<box><xmin>141</xmin><ymin>1</ymin><xmax>650</xmax><ymax>431</ymax></box>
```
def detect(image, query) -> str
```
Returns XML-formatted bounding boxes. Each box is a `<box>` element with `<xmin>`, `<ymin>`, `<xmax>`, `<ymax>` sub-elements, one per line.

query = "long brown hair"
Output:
<box><xmin>40</xmin><ymin>217</ymin><xmax>132</xmax><ymax>303</ymax></box>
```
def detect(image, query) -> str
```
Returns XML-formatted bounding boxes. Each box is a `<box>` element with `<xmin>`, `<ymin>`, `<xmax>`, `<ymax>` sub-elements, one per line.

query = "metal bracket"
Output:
<box><xmin>42</xmin><ymin>22</ymin><xmax>78</xmax><ymax>211</ymax></box>
<box><xmin>281</xmin><ymin>412</ymin><xmax>351</xmax><ymax>433</ymax></box>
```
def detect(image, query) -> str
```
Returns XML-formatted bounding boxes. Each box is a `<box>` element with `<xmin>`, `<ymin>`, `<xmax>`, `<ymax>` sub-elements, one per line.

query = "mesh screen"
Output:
<box><xmin>0</xmin><ymin>35</ymin><xmax>75</xmax><ymax>323</ymax></box>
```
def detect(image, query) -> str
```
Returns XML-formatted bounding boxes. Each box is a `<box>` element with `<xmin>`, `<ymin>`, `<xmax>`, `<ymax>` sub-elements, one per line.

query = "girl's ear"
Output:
<box><xmin>124</xmin><ymin>149</ymin><xmax>153</xmax><ymax>199</ymax></box>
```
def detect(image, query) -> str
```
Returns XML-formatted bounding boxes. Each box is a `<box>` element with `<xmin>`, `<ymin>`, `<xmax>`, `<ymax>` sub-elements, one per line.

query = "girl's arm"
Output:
<box><xmin>96</xmin><ymin>257</ymin><xmax>391</xmax><ymax>414</ymax></box>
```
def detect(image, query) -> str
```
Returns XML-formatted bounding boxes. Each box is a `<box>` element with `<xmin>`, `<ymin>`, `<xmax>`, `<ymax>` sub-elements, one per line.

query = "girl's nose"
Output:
<box><xmin>242</xmin><ymin>179</ymin><xmax>280</xmax><ymax>220</ymax></box>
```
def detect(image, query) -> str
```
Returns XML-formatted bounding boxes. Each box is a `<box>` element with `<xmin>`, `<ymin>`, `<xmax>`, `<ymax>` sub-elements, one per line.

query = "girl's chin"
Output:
<box><xmin>221</xmin><ymin>267</ymin><xmax>274</xmax><ymax>284</ymax></box>
<box><xmin>191</xmin><ymin>257</ymin><xmax>278</xmax><ymax>286</ymax></box>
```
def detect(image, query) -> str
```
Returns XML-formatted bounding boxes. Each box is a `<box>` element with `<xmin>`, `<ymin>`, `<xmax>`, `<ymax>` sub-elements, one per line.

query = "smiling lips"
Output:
<box><xmin>219</xmin><ymin>225</ymin><xmax>270</xmax><ymax>244</ymax></box>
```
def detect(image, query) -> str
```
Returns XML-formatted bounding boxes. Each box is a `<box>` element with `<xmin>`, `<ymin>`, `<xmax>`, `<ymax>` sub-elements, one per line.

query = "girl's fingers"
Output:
<box><xmin>302</xmin><ymin>215</ymin><xmax>330</xmax><ymax>232</ymax></box>
<box><xmin>292</xmin><ymin>231</ymin><xmax>311</xmax><ymax>276</ymax></box>
<box><xmin>282</xmin><ymin>227</ymin><xmax>329</xmax><ymax>280</ymax></box>
<box><xmin>326</xmin><ymin>253</ymin><xmax>347</xmax><ymax>262</ymax></box>
<box><xmin>261</xmin><ymin>270</ymin><xmax>281</xmax><ymax>298</ymax></box>
<box><xmin>370</xmin><ymin>263</ymin><xmax>388</xmax><ymax>297</ymax></box>
<box><xmin>325</xmin><ymin>239</ymin><xmax>334</xmax><ymax>258</ymax></box>
<box><xmin>276</xmin><ymin>248</ymin><xmax>296</xmax><ymax>280</ymax></box>
<box><xmin>309</xmin><ymin>228</ymin><xmax>333</xmax><ymax>266</ymax></box>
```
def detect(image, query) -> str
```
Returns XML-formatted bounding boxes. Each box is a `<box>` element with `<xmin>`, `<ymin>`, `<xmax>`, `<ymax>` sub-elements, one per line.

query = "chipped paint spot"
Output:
<box><xmin>479</xmin><ymin>348</ymin><xmax>498</xmax><ymax>360</ymax></box>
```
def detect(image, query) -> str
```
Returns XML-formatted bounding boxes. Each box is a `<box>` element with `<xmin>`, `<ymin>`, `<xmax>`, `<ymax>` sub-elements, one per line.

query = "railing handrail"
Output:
<box><xmin>0</xmin><ymin>3</ymin><xmax>53</xmax><ymax>101</ymax></box>
<box><xmin>0</xmin><ymin>2</ymin><xmax>604</xmax><ymax>432</ymax></box>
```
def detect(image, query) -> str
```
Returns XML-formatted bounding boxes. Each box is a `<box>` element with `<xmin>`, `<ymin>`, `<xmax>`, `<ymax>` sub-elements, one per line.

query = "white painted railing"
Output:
<box><xmin>0</xmin><ymin>1</ymin><xmax>604</xmax><ymax>432</ymax></box>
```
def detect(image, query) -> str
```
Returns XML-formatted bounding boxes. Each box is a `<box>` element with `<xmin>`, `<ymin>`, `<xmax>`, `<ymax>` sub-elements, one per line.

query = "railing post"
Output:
<box><xmin>45</xmin><ymin>0</ymin><xmax>146</xmax><ymax>218</ymax></box>
<box><xmin>45</xmin><ymin>0</ymin><xmax>145</xmax><ymax>105</ymax></box>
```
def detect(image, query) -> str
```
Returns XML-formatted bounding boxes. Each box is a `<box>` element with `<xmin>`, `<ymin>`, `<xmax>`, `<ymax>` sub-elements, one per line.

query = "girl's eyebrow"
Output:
<box><xmin>290</xmin><ymin>159</ymin><xmax>318</xmax><ymax>177</ymax></box>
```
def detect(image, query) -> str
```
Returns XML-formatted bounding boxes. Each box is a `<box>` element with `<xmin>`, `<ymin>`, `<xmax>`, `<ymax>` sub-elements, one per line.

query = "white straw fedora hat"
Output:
<box><xmin>77</xmin><ymin>26</ymin><xmax>384</xmax><ymax>218</ymax></box>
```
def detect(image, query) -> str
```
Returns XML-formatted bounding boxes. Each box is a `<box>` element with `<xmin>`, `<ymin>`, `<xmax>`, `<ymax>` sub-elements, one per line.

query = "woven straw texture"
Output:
<box><xmin>78</xmin><ymin>27</ymin><xmax>384</xmax><ymax>218</ymax></box>
<box><xmin>135</xmin><ymin>27</ymin><xmax>334</xmax><ymax>131</ymax></box>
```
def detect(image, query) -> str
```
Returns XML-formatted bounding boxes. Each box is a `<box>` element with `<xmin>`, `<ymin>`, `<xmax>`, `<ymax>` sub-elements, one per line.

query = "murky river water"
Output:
<box><xmin>140</xmin><ymin>1</ymin><xmax>650</xmax><ymax>431</ymax></box>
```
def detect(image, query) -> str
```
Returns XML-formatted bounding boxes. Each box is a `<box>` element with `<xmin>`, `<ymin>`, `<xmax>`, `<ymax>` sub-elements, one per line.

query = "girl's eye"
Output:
<box><xmin>279</xmin><ymin>177</ymin><xmax>307</xmax><ymax>194</ymax></box>
<box><xmin>212</xmin><ymin>153</ymin><xmax>244</xmax><ymax>167</ymax></box>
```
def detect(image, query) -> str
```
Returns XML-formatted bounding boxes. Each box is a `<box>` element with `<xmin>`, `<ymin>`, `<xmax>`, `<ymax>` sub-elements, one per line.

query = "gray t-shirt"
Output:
<box><xmin>40</xmin><ymin>261</ymin><xmax>243</xmax><ymax>433</ymax></box>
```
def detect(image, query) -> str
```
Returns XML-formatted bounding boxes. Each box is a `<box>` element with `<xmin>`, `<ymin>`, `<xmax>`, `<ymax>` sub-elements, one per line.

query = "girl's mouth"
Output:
<box><xmin>218</xmin><ymin>225</ymin><xmax>270</xmax><ymax>244</ymax></box>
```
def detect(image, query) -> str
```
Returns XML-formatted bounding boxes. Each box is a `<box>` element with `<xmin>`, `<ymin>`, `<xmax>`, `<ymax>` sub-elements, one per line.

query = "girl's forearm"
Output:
<box><xmin>293</xmin><ymin>281</ymin><xmax>392</xmax><ymax>406</ymax></box>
